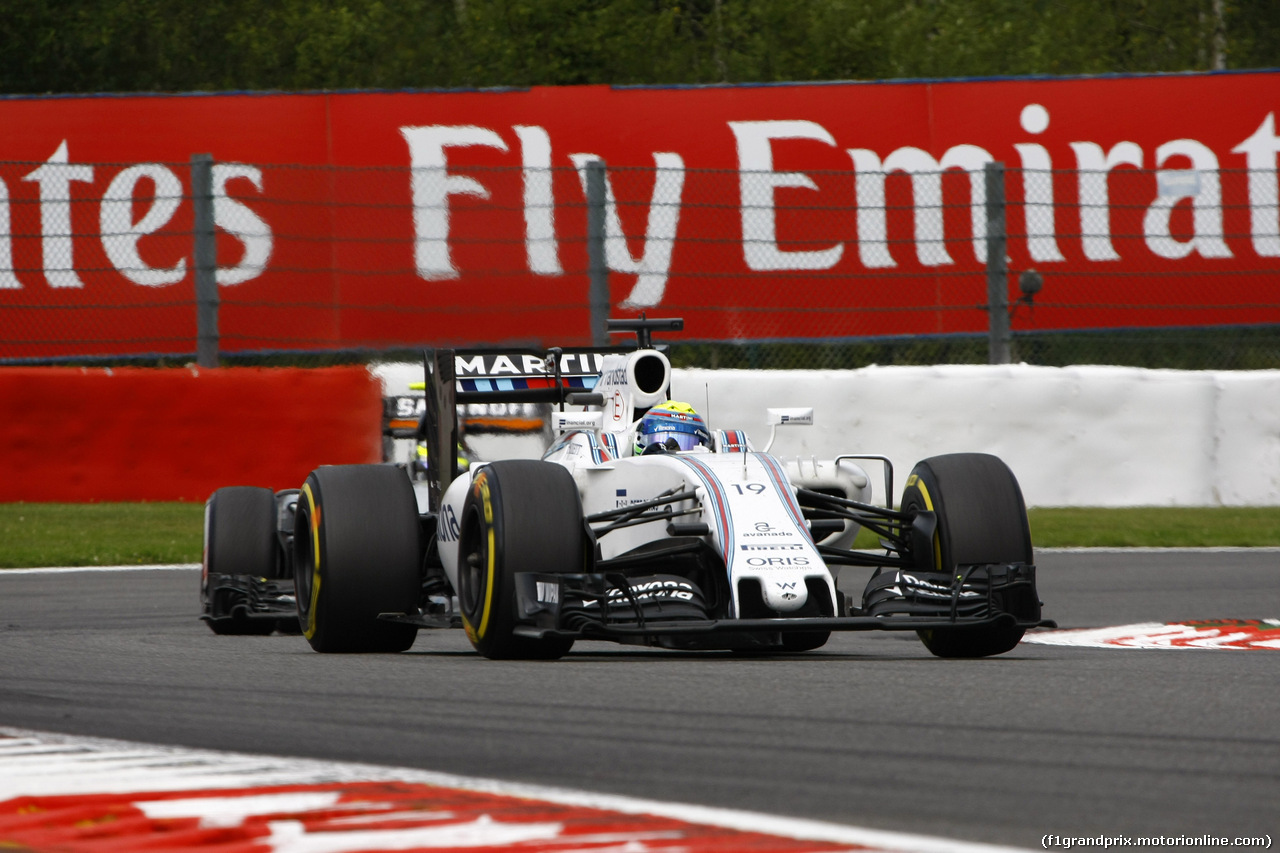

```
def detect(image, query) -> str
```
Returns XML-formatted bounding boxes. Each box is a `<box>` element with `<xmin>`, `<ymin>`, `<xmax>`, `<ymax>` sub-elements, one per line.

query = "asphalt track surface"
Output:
<box><xmin>0</xmin><ymin>550</ymin><xmax>1277</xmax><ymax>850</ymax></box>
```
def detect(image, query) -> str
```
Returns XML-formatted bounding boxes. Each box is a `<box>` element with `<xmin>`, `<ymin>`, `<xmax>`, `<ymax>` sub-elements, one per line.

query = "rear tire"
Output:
<box><xmin>294</xmin><ymin>465</ymin><xmax>420</xmax><ymax>653</ymax></box>
<box><xmin>901</xmin><ymin>453</ymin><xmax>1032</xmax><ymax>658</ymax></box>
<box><xmin>203</xmin><ymin>486</ymin><xmax>277</xmax><ymax>636</ymax></box>
<box><xmin>457</xmin><ymin>460</ymin><xmax>584</xmax><ymax>660</ymax></box>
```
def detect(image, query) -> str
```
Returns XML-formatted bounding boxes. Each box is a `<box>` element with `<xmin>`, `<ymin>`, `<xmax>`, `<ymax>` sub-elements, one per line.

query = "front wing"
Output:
<box><xmin>201</xmin><ymin>573</ymin><xmax>297</xmax><ymax>624</ymax></box>
<box><xmin>380</xmin><ymin>561</ymin><xmax>1055</xmax><ymax>641</ymax></box>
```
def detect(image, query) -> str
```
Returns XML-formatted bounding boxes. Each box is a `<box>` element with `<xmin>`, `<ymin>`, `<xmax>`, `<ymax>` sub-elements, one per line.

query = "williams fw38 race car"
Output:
<box><xmin>201</xmin><ymin>317</ymin><xmax>1051</xmax><ymax>659</ymax></box>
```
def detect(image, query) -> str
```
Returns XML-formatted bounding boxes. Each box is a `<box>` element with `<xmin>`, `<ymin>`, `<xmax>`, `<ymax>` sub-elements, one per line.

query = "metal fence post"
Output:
<box><xmin>984</xmin><ymin>161</ymin><xmax>1010</xmax><ymax>365</ymax></box>
<box><xmin>585</xmin><ymin>159</ymin><xmax>609</xmax><ymax>346</ymax></box>
<box><xmin>191</xmin><ymin>154</ymin><xmax>218</xmax><ymax>368</ymax></box>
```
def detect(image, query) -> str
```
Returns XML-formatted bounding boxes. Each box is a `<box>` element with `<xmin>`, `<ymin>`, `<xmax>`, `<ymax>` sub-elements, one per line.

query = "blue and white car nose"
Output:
<box><xmin>755</xmin><ymin>570</ymin><xmax>811</xmax><ymax>611</ymax></box>
<box><xmin>676</xmin><ymin>452</ymin><xmax>829</xmax><ymax>615</ymax></box>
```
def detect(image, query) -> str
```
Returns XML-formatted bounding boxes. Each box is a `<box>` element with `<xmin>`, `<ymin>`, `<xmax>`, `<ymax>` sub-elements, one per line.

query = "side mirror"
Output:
<box><xmin>553</xmin><ymin>411</ymin><xmax>604</xmax><ymax>433</ymax></box>
<box><xmin>766</xmin><ymin>408</ymin><xmax>815</xmax><ymax>427</ymax></box>
<box><xmin>763</xmin><ymin>407</ymin><xmax>814</xmax><ymax>452</ymax></box>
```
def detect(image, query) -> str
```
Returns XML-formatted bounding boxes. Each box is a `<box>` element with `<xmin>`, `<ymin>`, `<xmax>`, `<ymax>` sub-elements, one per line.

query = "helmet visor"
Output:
<box><xmin>647</xmin><ymin>429</ymin><xmax>706</xmax><ymax>451</ymax></box>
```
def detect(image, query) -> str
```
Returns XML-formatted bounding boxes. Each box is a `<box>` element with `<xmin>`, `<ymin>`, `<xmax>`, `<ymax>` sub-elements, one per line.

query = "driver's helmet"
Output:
<box><xmin>634</xmin><ymin>401</ymin><xmax>712</xmax><ymax>455</ymax></box>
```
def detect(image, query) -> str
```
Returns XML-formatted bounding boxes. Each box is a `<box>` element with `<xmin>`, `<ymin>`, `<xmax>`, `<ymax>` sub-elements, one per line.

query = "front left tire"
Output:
<box><xmin>457</xmin><ymin>460</ymin><xmax>586</xmax><ymax>660</ymax></box>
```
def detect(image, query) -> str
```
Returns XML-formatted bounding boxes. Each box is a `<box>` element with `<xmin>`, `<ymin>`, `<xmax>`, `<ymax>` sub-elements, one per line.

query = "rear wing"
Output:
<box><xmin>419</xmin><ymin>346</ymin><xmax>612</xmax><ymax>510</ymax></box>
<box><xmin>382</xmin><ymin>349</ymin><xmax>607</xmax><ymax>441</ymax></box>
<box><xmin>419</xmin><ymin>317</ymin><xmax>683</xmax><ymax>510</ymax></box>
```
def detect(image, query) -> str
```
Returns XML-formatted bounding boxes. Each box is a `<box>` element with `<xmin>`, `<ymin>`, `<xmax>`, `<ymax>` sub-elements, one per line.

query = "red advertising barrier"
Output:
<box><xmin>0</xmin><ymin>367</ymin><xmax>381</xmax><ymax>501</ymax></box>
<box><xmin>0</xmin><ymin>72</ymin><xmax>1278</xmax><ymax>355</ymax></box>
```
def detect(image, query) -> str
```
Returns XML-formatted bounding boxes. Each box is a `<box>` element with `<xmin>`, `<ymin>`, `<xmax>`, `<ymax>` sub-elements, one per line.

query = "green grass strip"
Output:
<box><xmin>842</xmin><ymin>506</ymin><xmax>1280</xmax><ymax>551</ymax></box>
<box><xmin>1028</xmin><ymin>506</ymin><xmax>1280</xmax><ymax>549</ymax></box>
<box><xmin>0</xmin><ymin>503</ymin><xmax>204</xmax><ymax>569</ymax></box>
<box><xmin>1</xmin><ymin>503</ymin><xmax>1278</xmax><ymax>569</ymax></box>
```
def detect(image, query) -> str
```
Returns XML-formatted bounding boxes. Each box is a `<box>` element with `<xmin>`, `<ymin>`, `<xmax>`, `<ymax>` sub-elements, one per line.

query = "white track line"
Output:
<box><xmin>0</xmin><ymin>727</ymin><xmax>1032</xmax><ymax>853</ymax></box>
<box><xmin>0</xmin><ymin>563</ymin><xmax>200</xmax><ymax>574</ymax></box>
<box><xmin>1025</xmin><ymin>620</ymin><xmax>1280</xmax><ymax>650</ymax></box>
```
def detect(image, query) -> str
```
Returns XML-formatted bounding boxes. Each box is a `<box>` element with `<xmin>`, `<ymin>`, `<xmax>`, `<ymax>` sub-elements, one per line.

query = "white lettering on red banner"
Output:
<box><xmin>0</xmin><ymin>73</ymin><xmax>1277</xmax><ymax>355</ymax></box>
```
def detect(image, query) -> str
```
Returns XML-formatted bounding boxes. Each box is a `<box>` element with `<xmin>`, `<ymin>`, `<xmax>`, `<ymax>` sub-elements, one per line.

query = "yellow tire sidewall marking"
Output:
<box><xmin>300</xmin><ymin>481</ymin><xmax>323</xmax><ymax>640</ymax></box>
<box><xmin>480</xmin><ymin>526</ymin><xmax>496</xmax><ymax>639</ymax></box>
<box><xmin>476</xmin><ymin>474</ymin><xmax>496</xmax><ymax>640</ymax></box>
<box><xmin>906</xmin><ymin>473</ymin><xmax>943</xmax><ymax>572</ymax></box>
<box><xmin>461</xmin><ymin>473</ymin><xmax>498</xmax><ymax>644</ymax></box>
<box><xmin>907</xmin><ymin>472</ymin><xmax>943</xmax><ymax>643</ymax></box>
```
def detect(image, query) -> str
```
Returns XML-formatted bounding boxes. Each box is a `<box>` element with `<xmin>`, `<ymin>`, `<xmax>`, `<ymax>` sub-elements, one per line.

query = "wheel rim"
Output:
<box><xmin>459</xmin><ymin>505</ymin><xmax>487</xmax><ymax>618</ymax></box>
<box><xmin>294</xmin><ymin>504</ymin><xmax>315</xmax><ymax>619</ymax></box>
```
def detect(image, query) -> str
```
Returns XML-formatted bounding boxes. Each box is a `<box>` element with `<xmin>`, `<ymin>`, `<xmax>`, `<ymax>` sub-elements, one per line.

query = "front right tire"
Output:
<box><xmin>900</xmin><ymin>453</ymin><xmax>1033</xmax><ymax>658</ymax></box>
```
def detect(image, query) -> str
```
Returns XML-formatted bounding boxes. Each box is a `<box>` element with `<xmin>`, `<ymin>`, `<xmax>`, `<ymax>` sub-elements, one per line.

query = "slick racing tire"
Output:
<box><xmin>294</xmin><ymin>465</ymin><xmax>420</xmax><ymax>653</ymax></box>
<box><xmin>203</xmin><ymin>486</ymin><xmax>278</xmax><ymax>636</ymax></box>
<box><xmin>457</xmin><ymin>460</ymin><xmax>584</xmax><ymax>660</ymax></box>
<box><xmin>901</xmin><ymin>453</ymin><xmax>1033</xmax><ymax>658</ymax></box>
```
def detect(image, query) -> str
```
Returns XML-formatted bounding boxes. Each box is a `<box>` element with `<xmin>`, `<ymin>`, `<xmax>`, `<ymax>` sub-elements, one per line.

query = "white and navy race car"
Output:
<box><xmin>202</xmin><ymin>317</ymin><xmax>1050</xmax><ymax>659</ymax></box>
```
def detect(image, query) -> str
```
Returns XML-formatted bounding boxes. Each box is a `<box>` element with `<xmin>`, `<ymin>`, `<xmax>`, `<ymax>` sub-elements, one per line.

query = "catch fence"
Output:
<box><xmin>1</xmin><ymin>157</ymin><xmax>1277</xmax><ymax>369</ymax></box>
